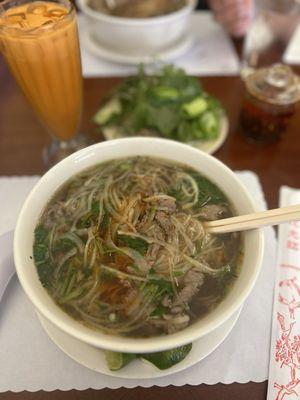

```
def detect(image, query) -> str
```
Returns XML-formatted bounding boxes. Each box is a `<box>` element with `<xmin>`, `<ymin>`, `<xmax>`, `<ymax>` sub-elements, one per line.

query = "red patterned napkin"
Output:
<box><xmin>268</xmin><ymin>187</ymin><xmax>300</xmax><ymax>400</ymax></box>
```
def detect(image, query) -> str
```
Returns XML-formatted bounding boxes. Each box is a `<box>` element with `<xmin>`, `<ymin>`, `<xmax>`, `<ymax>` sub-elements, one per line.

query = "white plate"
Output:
<box><xmin>38</xmin><ymin>308</ymin><xmax>241</xmax><ymax>379</ymax></box>
<box><xmin>82</xmin><ymin>29</ymin><xmax>194</xmax><ymax>65</ymax></box>
<box><xmin>102</xmin><ymin>112</ymin><xmax>229</xmax><ymax>155</ymax></box>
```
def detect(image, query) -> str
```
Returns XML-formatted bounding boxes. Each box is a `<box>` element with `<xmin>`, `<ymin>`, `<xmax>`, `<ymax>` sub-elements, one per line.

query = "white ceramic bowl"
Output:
<box><xmin>77</xmin><ymin>0</ymin><xmax>196</xmax><ymax>58</ymax></box>
<box><xmin>14</xmin><ymin>138</ymin><xmax>264</xmax><ymax>353</ymax></box>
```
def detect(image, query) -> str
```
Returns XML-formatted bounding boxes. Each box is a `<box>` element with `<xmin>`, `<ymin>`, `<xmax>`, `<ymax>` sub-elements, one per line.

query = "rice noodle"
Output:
<box><xmin>60</xmin><ymin>232</ymin><xmax>85</xmax><ymax>254</ymax></box>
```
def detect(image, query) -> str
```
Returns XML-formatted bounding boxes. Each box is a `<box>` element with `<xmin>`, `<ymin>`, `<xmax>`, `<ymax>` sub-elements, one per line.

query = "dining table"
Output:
<box><xmin>1</xmin><ymin>34</ymin><xmax>300</xmax><ymax>400</ymax></box>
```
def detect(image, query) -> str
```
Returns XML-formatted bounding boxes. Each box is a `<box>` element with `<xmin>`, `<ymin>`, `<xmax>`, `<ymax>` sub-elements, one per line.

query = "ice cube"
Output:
<box><xmin>5</xmin><ymin>12</ymin><xmax>29</xmax><ymax>28</ymax></box>
<box><xmin>6</xmin><ymin>12</ymin><xmax>26</xmax><ymax>24</ymax></box>
<box><xmin>27</xmin><ymin>2</ymin><xmax>47</xmax><ymax>15</ymax></box>
<box><xmin>46</xmin><ymin>8</ymin><xmax>67</xmax><ymax>20</ymax></box>
<box><xmin>39</xmin><ymin>19</ymin><xmax>54</xmax><ymax>29</ymax></box>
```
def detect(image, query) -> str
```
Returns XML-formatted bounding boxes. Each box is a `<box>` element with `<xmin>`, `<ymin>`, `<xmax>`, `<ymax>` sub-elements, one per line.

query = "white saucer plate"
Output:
<box><xmin>38</xmin><ymin>307</ymin><xmax>241</xmax><ymax>379</ymax></box>
<box><xmin>82</xmin><ymin>29</ymin><xmax>194</xmax><ymax>65</ymax></box>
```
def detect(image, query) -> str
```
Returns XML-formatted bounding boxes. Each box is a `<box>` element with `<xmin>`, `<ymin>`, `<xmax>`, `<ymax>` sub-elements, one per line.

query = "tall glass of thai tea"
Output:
<box><xmin>0</xmin><ymin>0</ymin><xmax>86</xmax><ymax>167</ymax></box>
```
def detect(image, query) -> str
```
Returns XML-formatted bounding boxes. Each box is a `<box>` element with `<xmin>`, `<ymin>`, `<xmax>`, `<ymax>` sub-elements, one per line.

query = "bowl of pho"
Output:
<box><xmin>77</xmin><ymin>0</ymin><xmax>196</xmax><ymax>59</ymax></box>
<box><xmin>14</xmin><ymin>137</ymin><xmax>263</xmax><ymax>355</ymax></box>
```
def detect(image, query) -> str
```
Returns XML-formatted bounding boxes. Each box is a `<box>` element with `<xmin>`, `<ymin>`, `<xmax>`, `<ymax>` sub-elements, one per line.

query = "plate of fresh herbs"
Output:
<box><xmin>93</xmin><ymin>65</ymin><xmax>228</xmax><ymax>154</ymax></box>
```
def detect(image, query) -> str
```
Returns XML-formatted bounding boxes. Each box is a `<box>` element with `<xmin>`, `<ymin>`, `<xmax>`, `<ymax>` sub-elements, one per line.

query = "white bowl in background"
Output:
<box><xmin>14</xmin><ymin>137</ymin><xmax>264</xmax><ymax>354</ymax></box>
<box><xmin>77</xmin><ymin>0</ymin><xmax>197</xmax><ymax>58</ymax></box>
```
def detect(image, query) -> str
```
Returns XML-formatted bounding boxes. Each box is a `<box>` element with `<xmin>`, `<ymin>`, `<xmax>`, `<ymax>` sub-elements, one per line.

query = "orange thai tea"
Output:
<box><xmin>0</xmin><ymin>1</ymin><xmax>82</xmax><ymax>141</ymax></box>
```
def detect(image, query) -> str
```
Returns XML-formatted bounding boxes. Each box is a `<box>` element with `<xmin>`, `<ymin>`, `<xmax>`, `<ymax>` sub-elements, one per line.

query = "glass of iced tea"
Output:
<box><xmin>0</xmin><ymin>0</ymin><xmax>87</xmax><ymax>167</ymax></box>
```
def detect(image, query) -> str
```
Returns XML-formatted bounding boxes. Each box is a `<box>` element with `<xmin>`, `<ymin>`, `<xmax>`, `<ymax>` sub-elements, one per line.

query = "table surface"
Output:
<box><xmin>1</xmin><ymin>47</ymin><xmax>300</xmax><ymax>400</ymax></box>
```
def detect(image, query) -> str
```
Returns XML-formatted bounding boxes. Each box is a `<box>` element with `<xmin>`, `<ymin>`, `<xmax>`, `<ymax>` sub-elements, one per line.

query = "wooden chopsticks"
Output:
<box><xmin>203</xmin><ymin>204</ymin><xmax>300</xmax><ymax>234</ymax></box>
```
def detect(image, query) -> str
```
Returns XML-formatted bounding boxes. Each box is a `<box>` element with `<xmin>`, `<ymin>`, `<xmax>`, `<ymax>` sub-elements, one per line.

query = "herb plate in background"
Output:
<box><xmin>102</xmin><ymin>111</ymin><xmax>228</xmax><ymax>155</ymax></box>
<box><xmin>94</xmin><ymin>65</ymin><xmax>229</xmax><ymax>154</ymax></box>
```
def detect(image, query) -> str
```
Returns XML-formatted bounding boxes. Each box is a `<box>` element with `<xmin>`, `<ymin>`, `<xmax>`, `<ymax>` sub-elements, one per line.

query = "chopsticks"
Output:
<box><xmin>203</xmin><ymin>204</ymin><xmax>300</xmax><ymax>234</ymax></box>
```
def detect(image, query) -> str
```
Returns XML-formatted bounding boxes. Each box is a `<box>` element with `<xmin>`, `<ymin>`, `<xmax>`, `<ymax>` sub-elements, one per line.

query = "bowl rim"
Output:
<box><xmin>77</xmin><ymin>0</ymin><xmax>197</xmax><ymax>26</ymax></box>
<box><xmin>14</xmin><ymin>137</ymin><xmax>264</xmax><ymax>353</ymax></box>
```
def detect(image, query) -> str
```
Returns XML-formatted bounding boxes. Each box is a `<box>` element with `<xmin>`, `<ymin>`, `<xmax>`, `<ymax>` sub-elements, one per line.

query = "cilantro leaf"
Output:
<box><xmin>118</xmin><ymin>235</ymin><xmax>149</xmax><ymax>256</ymax></box>
<box><xmin>187</xmin><ymin>170</ymin><xmax>227</xmax><ymax>205</ymax></box>
<box><xmin>53</xmin><ymin>238</ymin><xmax>75</xmax><ymax>253</ymax></box>
<box><xmin>37</xmin><ymin>261</ymin><xmax>54</xmax><ymax>288</ymax></box>
<box><xmin>33</xmin><ymin>243</ymin><xmax>48</xmax><ymax>263</ymax></box>
<box><xmin>34</xmin><ymin>224</ymin><xmax>48</xmax><ymax>244</ymax></box>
